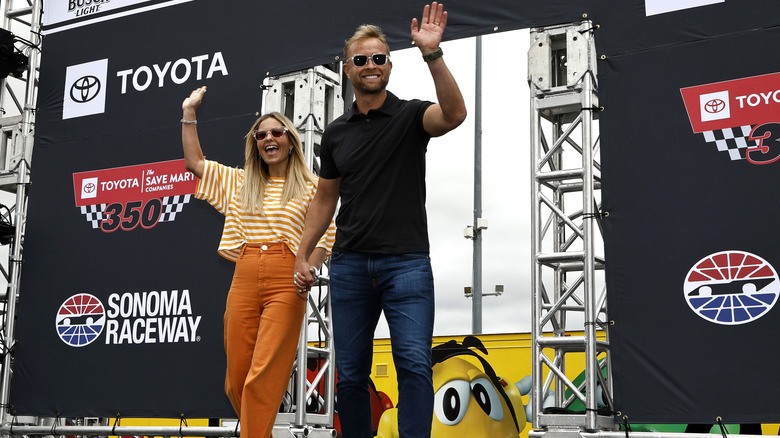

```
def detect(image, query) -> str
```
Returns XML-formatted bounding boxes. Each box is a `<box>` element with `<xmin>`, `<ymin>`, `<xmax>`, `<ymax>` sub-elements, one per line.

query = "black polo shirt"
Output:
<box><xmin>320</xmin><ymin>91</ymin><xmax>434</xmax><ymax>253</ymax></box>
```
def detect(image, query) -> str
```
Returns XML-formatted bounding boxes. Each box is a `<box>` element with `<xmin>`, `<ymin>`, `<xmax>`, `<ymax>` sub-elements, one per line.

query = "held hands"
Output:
<box><xmin>411</xmin><ymin>2</ymin><xmax>446</xmax><ymax>56</ymax></box>
<box><xmin>293</xmin><ymin>259</ymin><xmax>318</xmax><ymax>300</ymax></box>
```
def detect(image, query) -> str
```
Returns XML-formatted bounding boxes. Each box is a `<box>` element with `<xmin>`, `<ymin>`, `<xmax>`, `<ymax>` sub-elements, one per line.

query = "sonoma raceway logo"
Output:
<box><xmin>63</xmin><ymin>51</ymin><xmax>227</xmax><ymax>120</ymax></box>
<box><xmin>56</xmin><ymin>290</ymin><xmax>202</xmax><ymax>347</ymax></box>
<box><xmin>684</xmin><ymin>250</ymin><xmax>780</xmax><ymax>325</ymax></box>
<box><xmin>680</xmin><ymin>71</ymin><xmax>780</xmax><ymax>165</ymax></box>
<box><xmin>73</xmin><ymin>159</ymin><xmax>197</xmax><ymax>232</ymax></box>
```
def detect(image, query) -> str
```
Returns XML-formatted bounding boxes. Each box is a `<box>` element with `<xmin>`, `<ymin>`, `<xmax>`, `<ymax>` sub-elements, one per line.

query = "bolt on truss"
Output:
<box><xmin>528</xmin><ymin>21</ymin><xmax>615</xmax><ymax>437</ymax></box>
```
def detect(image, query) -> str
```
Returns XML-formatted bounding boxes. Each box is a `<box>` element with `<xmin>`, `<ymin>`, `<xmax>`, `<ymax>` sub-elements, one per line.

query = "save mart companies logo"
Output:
<box><xmin>73</xmin><ymin>159</ymin><xmax>196</xmax><ymax>233</ymax></box>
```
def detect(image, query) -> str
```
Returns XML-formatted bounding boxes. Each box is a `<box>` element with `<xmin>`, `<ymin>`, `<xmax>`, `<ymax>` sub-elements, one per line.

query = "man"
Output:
<box><xmin>294</xmin><ymin>3</ymin><xmax>466</xmax><ymax>437</ymax></box>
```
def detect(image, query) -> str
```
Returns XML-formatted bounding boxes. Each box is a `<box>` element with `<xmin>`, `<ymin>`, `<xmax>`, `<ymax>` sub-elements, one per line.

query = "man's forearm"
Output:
<box><xmin>428</xmin><ymin>57</ymin><xmax>466</xmax><ymax>128</ymax></box>
<box><xmin>298</xmin><ymin>195</ymin><xmax>337</xmax><ymax>262</ymax></box>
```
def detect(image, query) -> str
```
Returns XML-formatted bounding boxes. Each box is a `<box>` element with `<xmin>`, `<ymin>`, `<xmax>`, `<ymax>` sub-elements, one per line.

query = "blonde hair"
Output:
<box><xmin>344</xmin><ymin>24</ymin><xmax>391</xmax><ymax>59</ymax></box>
<box><xmin>241</xmin><ymin>112</ymin><xmax>316</xmax><ymax>213</ymax></box>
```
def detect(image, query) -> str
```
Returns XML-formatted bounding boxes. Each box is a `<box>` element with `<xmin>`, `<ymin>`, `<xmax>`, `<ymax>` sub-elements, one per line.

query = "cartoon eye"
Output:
<box><xmin>470</xmin><ymin>377</ymin><xmax>504</xmax><ymax>421</ymax></box>
<box><xmin>434</xmin><ymin>379</ymin><xmax>471</xmax><ymax>425</ymax></box>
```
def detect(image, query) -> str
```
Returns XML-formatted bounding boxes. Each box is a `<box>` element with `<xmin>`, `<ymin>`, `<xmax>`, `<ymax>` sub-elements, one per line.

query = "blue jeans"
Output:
<box><xmin>330</xmin><ymin>250</ymin><xmax>435</xmax><ymax>438</ymax></box>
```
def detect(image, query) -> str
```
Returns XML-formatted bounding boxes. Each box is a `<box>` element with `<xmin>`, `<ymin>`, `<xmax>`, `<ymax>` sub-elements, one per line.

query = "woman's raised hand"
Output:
<box><xmin>182</xmin><ymin>86</ymin><xmax>207</xmax><ymax>113</ymax></box>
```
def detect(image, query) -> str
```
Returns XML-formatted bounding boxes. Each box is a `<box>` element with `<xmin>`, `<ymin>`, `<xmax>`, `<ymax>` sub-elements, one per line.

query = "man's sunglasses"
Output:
<box><xmin>349</xmin><ymin>53</ymin><xmax>389</xmax><ymax>67</ymax></box>
<box><xmin>252</xmin><ymin>127</ymin><xmax>288</xmax><ymax>141</ymax></box>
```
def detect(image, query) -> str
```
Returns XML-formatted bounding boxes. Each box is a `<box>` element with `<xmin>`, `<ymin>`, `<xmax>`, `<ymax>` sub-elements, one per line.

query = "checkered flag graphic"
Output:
<box><xmin>160</xmin><ymin>194</ymin><xmax>192</xmax><ymax>222</ymax></box>
<box><xmin>702</xmin><ymin>125</ymin><xmax>758</xmax><ymax>161</ymax></box>
<box><xmin>80</xmin><ymin>204</ymin><xmax>107</xmax><ymax>229</ymax></box>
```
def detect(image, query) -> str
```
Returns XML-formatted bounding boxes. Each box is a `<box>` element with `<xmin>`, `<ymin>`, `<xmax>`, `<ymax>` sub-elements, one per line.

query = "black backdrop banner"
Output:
<box><xmin>598</xmin><ymin>1</ymin><xmax>780</xmax><ymax>424</ymax></box>
<box><xmin>17</xmin><ymin>0</ymin><xmax>780</xmax><ymax>421</ymax></box>
<box><xmin>14</xmin><ymin>0</ymin><xmax>588</xmax><ymax>418</ymax></box>
<box><xmin>590</xmin><ymin>0</ymin><xmax>780</xmax><ymax>57</ymax></box>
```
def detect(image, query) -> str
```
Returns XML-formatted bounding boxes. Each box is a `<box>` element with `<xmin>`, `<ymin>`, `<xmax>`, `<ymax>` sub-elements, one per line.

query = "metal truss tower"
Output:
<box><xmin>262</xmin><ymin>65</ymin><xmax>344</xmax><ymax>438</ymax></box>
<box><xmin>0</xmin><ymin>0</ymin><xmax>41</xmax><ymax>428</ymax></box>
<box><xmin>528</xmin><ymin>21</ymin><xmax>615</xmax><ymax>438</ymax></box>
<box><xmin>263</xmin><ymin>66</ymin><xmax>344</xmax><ymax>175</ymax></box>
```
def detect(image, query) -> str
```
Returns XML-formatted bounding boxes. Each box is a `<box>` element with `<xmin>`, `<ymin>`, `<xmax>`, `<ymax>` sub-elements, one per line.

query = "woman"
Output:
<box><xmin>181</xmin><ymin>86</ymin><xmax>335</xmax><ymax>438</ymax></box>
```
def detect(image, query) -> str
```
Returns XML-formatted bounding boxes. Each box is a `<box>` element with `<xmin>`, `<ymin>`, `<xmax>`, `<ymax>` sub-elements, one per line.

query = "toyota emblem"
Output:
<box><xmin>703</xmin><ymin>98</ymin><xmax>726</xmax><ymax>114</ymax></box>
<box><xmin>70</xmin><ymin>75</ymin><xmax>102</xmax><ymax>103</ymax></box>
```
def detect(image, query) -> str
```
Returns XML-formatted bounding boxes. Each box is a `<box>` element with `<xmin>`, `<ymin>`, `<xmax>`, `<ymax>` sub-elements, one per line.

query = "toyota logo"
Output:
<box><xmin>70</xmin><ymin>75</ymin><xmax>102</xmax><ymax>103</ymax></box>
<box><xmin>83</xmin><ymin>182</ymin><xmax>96</xmax><ymax>193</ymax></box>
<box><xmin>703</xmin><ymin>98</ymin><xmax>726</xmax><ymax>114</ymax></box>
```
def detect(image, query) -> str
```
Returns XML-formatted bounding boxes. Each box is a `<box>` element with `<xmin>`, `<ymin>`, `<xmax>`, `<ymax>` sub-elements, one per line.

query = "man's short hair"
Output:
<box><xmin>344</xmin><ymin>24</ymin><xmax>391</xmax><ymax>60</ymax></box>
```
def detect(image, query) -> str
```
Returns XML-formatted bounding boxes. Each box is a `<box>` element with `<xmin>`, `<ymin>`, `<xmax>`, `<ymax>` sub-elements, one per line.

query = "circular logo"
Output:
<box><xmin>69</xmin><ymin>75</ymin><xmax>101</xmax><ymax>103</ymax></box>
<box><xmin>83</xmin><ymin>182</ymin><xmax>96</xmax><ymax>194</ymax></box>
<box><xmin>56</xmin><ymin>293</ymin><xmax>106</xmax><ymax>347</ymax></box>
<box><xmin>684</xmin><ymin>250</ymin><xmax>780</xmax><ymax>325</ymax></box>
<box><xmin>704</xmin><ymin>98</ymin><xmax>726</xmax><ymax>114</ymax></box>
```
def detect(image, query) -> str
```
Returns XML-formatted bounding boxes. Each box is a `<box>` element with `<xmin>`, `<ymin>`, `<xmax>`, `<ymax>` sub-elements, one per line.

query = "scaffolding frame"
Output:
<box><xmin>262</xmin><ymin>66</ymin><xmax>343</xmax><ymax>438</ymax></box>
<box><xmin>263</xmin><ymin>66</ymin><xmax>343</xmax><ymax>175</ymax></box>
<box><xmin>0</xmin><ymin>0</ymin><xmax>40</xmax><ymax>432</ymax></box>
<box><xmin>528</xmin><ymin>21</ymin><xmax>614</xmax><ymax>437</ymax></box>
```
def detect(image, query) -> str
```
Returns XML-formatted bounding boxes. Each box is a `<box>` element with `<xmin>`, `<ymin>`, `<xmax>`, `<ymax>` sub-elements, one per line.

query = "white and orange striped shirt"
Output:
<box><xmin>195</xmin><ymin>160</ymin><xmax>336</xmax><ymax>262</ymax></box>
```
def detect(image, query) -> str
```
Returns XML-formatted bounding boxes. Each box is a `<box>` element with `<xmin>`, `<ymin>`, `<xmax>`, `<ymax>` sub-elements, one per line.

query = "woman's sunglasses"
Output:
<box><xmin>349</xmin><ymin>53</ymin><xmax>389</xmax><ymax>67</ymax></box>
<box><xmin>253</xmin><ymin>127</ymin><xmax>288</xmax><ymax>141</ymax></box>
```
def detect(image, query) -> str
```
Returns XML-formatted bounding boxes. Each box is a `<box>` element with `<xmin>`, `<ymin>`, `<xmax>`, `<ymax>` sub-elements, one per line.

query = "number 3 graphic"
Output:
<box><xmin>747</xmin><ymin>122</ymin><xmax>780</xmax><ymax>165</ymax></box>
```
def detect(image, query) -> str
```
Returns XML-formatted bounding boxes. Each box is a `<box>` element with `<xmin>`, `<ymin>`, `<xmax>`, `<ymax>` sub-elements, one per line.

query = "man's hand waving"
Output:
<box><xmin>411</xmin><ymin>2</ymin><xmax>446</xmax><ymax>57</ymax></box>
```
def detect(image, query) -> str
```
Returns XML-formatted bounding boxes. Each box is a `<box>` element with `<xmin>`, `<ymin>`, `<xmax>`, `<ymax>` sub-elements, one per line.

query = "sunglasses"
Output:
<box><xmin>349</xmin><ymin>53</ymin><xmax>389</xmax><ymax>67</ymax></box>
<box><xmin>252</xmin><ymin>127</ymin><xmax>288</xmax><ymax>141</ymax></box>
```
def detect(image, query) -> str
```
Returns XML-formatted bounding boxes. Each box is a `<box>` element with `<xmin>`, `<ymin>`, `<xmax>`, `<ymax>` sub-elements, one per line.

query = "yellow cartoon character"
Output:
<box><xmin>377</xmin><ymin>336</ymin><xmax>526</xmax><ymax>437</ymax></box>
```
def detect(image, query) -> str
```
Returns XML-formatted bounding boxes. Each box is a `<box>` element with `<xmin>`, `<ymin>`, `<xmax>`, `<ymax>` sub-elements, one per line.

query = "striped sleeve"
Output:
<box><xmin>195</xmin><ymin>160</ymin><xmax>242</xmax><ymax>216</ymax></box>
<box><xmin>194</xmin><ymin>167</ymin><xmax>335</xmax><ymax>261</ymax></box>
<box><xmin>316</xmin><ymin>218</ymin><xmax>336</xmax><ymax>255</ymax></box>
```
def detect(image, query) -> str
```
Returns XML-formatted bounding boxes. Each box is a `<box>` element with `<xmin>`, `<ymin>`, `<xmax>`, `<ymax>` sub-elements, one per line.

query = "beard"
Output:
<box><xmin>349</xmin><ymin>72</ymin><xmax>390</xmax><ymax>95</ymax></box>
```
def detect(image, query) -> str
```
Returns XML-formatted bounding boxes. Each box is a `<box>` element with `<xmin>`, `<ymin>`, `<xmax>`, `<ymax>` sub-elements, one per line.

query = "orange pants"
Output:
<box><xmin>224</xmin><ymin>242</ymin><xmax>305</xmax><ymax>438</ymax></box>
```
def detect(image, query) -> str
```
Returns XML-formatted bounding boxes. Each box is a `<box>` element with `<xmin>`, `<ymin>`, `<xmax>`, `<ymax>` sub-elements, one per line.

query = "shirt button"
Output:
<box><xmin>261</xmin><ymin>245</ymin><xmax>268</xmax><ymax>251</ymax></box>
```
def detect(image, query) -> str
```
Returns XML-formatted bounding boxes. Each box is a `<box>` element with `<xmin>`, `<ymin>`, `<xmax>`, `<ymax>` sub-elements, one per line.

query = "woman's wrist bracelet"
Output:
<box><xmin>180</xmin><ymin>119</ymin><xmax>197</xmax><ymax>125</ymax></box>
